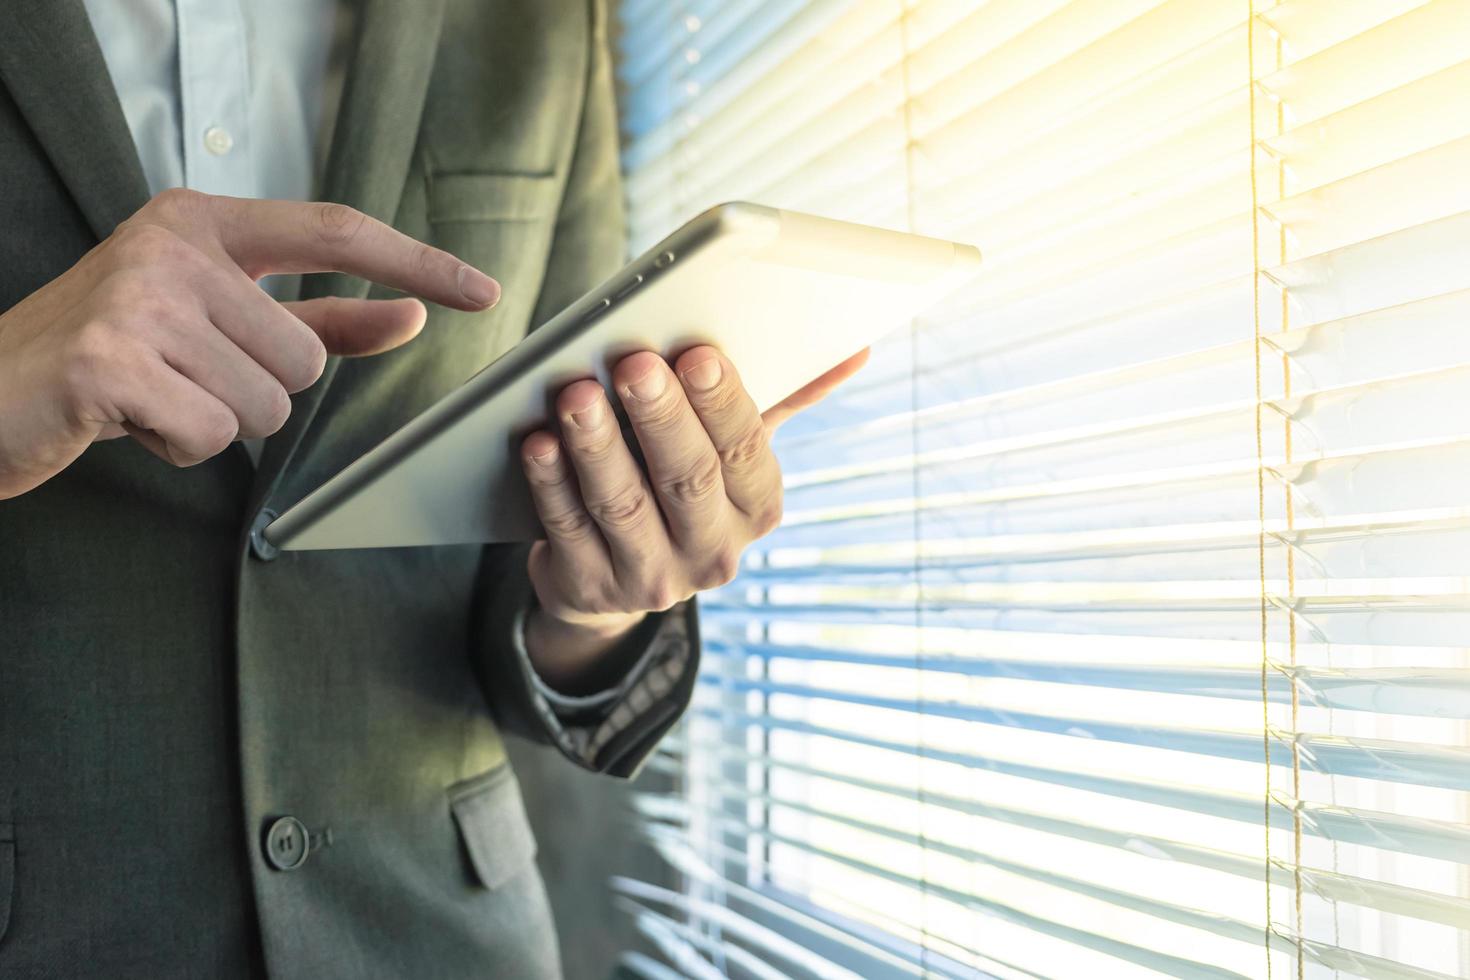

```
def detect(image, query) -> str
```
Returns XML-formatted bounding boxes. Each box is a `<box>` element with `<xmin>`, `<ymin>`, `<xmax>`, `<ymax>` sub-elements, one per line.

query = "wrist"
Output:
<box><xmin>524</xmin><ymin>605</ymin><xmax>646</xmax><ymax>695</ymax></box>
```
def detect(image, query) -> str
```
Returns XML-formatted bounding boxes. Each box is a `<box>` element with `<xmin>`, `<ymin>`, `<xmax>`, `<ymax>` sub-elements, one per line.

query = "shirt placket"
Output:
<box><xmin>175</xmin><ymin>0</ymin><xmax>255</xmax><ymax>197</ymax></box>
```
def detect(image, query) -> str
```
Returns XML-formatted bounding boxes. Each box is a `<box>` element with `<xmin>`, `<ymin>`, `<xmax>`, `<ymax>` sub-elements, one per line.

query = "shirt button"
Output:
<box><xmin>203</xmin><ymin>125</ymin><xmax>234</xmax><ymax>156</ymax></box>
<box><xmin>263</xmin><ymin>816</ymin><xmax>310</xmax><ymax>871</ymax></box>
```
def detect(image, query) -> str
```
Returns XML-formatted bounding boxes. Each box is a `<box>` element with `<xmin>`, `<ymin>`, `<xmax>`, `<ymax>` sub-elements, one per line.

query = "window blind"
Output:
<box><xmin>611</xmin><ymin>1</ymin><xmax>1470</xmax><ymax>978</ymax></box>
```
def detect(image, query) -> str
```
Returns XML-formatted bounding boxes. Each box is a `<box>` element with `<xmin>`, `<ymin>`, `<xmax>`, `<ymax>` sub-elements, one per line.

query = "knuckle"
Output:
<box><xmin>69</xmin><ymin>316</ymin><xmax>118</xmax><ymax>360</ymax></box>
<box><xmin>750</xmin><ymin>494</ymin><xmax>784</xmax><ymax>536</ymax></box>
<box><xmin>178</xmin><ymin>411</ymin><xmax>238</xmax><ymax>465</ymax></box>
<box><xmin>296</xmin><ymin>334</ymin><xmax>329</xmax><ymax>390</ymax></box>
<box><xmin>111</xmin><ymin>222</ymin><xmax>191</xmax><ymax>267</ymax></box>
<box><xmin>261</xmin><ymin>384</ymin><xmax>293</xmax><ymax>435</ymax></box>
<box><xmin>541</xmin><ymin>506</ymin><xmax>595</xmax><ymax>541</ymax></box>
<box><xmin>574</xmin><ymin>428</ymin><xmax>623</xmax><ymax>464</ymax></box>
<box><xmin>203</xmin><ymin>411</ymin><xmax>240</xmax><ymax>453</ymax></box>
<box><xmin>94</xmin><ymin>269</ymin><xmax>155</xmax><ymax>313</ymax></box>
<box><xmin>143</xmin><ymin>187</ymin><xmax>205</xmax><ymax>223</ymax></box>
<box><xmin>567</xmin><ymin>578</ymin><xmax>610</xmax><ymax>616</ymax></box>
<box><xmin>590</xmin><ymin>584</ymin><xmax>625</xmax><ymax>618</ymax></box>
<box><xmin>719</xmin><ymin>423</ymin><xmax>770</xmax><ymax>471</ymax></box>
<box><xmin>278</xmin><ymin>328</ymin><xmax>328</xmax><ymax>393</ymax></box>
<box><xmin>693</xmin><ymin>376</ymin><xmax>742</xmax><ymax>415</ymax></box>
<box><xmin>588</xmin><ymin>485</ymin><xmax>650</xmax><ymax>530</ymax></box>
<box><xmin>658</xmin><ymin>454</ymin><xmax>722</xmax><ymax>507</ymax></box>
<box><xmin>62</xmin><ymin>320</ymin><xmax>119</xmax><ymax>396</ymax></box>
<box><xmin>633</xmin><ymin>394</ymin><xmax>683</xmax><ymax>431</ymax></box>
<box><xmin>308</xmin><ymin>202</ymin><xmax>367</xmax><ymax>247</ymax></box>
<box><xmin>704</xmin><ymin>549</ymin><xmax>742</xmax><ymax>589</ymax></box>
<box><xmin>100</xmin><ymin>273</ymin><xmax>191</xmax><ymax>336</ymax></box>
<box><xmin>573</xmin><ymin>584</ymin><xmax>606</xmax><ymax>616</ymax></box>
<box><xmin>411</xmin><ymin>242</ymin><xmax>446</xmax><ymax>280</ymax></box>
<box><xmin>641</xmin><ymin>577</ymin><xmax>687</xmax><ymax>613</ymax></box>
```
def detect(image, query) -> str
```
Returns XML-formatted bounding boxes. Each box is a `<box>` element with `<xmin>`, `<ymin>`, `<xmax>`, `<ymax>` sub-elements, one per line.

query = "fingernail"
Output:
<box><xmin>569</xmin><ymin>397</ymin><xmax>605</xmax><ymax>430</ymax></box>
<box><xmin>625</xmin><ymin>365</ymin><xmax>667</xmax><ymax>402</ymax></box>
<box><xmin>680</xmin><ymin>356</ymin><xmax>722</xmax><ymax>391</ymax></box>
<box><xmin>457</xmin><ymin>265</ymin><xmax>500</xmax><ymax>308</ymax></box>
<box><xmin>530</xmin><ymin>445</ymin><xmax>559</xmax><ymax>466</ymax></box>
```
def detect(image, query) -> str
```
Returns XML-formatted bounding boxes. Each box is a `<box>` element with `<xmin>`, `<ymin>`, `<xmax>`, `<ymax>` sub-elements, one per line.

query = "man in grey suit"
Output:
<box><xmin>0</xmin><ymin>0</ymin><xmax>862</xmax><ymax>976</ymax></box>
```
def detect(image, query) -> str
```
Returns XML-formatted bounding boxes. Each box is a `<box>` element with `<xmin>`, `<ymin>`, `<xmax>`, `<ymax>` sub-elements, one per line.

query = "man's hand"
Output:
<box><xmin>520</xmin><ymin>344</ymin><xmax>869</xmax><ymax>691</ymax></box>
<box><xmin>0</xmin><ymin>188</ymin><xmax>499</xmax><ymax>499</ymax></box>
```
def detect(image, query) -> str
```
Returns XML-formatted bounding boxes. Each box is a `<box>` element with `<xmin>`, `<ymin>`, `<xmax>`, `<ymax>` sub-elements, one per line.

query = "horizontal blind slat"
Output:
<box><xmin>636</xmin><ymin>820</ymin><xmax>1059</xmax><ymax>977</ymax></box>
<box><xmin>629</xmin><ymin>813</ymin><xmax>942</xmax><ymax>978</ymax></box>
<box><xmin>647</xmin><ymin>797</ymin><xmax>1464</xmax><ymax>980</ymax></box>
<box><xmin>613</xmin><ymin>877</ymin><xmax>867</xmax><ymax>980</ymax></box>
<box><xmin>706</xmin><ymin>639</ymin><xmax>1470</xmax><ymax>718</ymax></box>
<box><xmin>697</xmin><ymin>675</ymin><xmax>1470</xmax><ymax>790</ymax></box>
<box><xmin>657</xmin><ymin>815</ymin><xmax>1253</xmax><ymax>979</ymax></box>
<box><xmin>662</xmin><ymin>744</ymin><xmax>1470</xmax><ymax>930</ymax></box>
<box><xmin>691</xmin><ymin>708</ymin><xmax>1470</xmax><ymax>863</ymax></box>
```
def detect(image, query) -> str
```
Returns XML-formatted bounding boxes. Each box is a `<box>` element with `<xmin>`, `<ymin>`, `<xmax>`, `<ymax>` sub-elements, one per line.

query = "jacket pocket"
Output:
<box><xmin>427</xmin><ymin>171</ymin><xmax>559</xmax><ymax>224</ymax></box>
<box><xmin>425</xmin><ymin>171</ymin><xmax>563</xmax><ymax>365</ymax></box>
<box><xmin>0</xmin><ymin>824</ymin><xmax>13</xmax><ymax>944</ymax></box>
<box><xmin>447</xmin><ymin>766</ymin><xmax>538</xmax><ymax>891</ymax></box>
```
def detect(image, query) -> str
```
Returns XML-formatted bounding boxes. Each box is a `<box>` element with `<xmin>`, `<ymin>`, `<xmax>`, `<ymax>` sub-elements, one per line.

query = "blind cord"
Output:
<box><xmin>895</xmin><ymin>1</ymin><xmax>939</xmax><ymax>973</ymax></box>
<box><xmin>1247</xmin><ymin>5</ymin><xmax>1277</xmax><ymax>978</ymax></box>
<box><xmin>1272</xmin><ymin>18</ymin><xmax>1308</xmax><ymax>977</ymax></box>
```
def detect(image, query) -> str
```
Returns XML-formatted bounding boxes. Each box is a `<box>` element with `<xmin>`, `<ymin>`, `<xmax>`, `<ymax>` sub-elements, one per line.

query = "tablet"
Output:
<box><xmin>266</xmin><ymin>202</ymin><xmax>981</xmax><ymax>550</ymax></box>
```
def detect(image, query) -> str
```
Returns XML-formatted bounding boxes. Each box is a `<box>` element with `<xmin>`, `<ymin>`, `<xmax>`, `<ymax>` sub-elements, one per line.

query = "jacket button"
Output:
<box><xmin>249</xmin><ymin>508</ymin><xmax>279</xmax><ymax>562</ymax></box>
<box><xmin>264</xmin><ymin>816</ymin><xmax>310</xmax><ymax>871</ymax></box>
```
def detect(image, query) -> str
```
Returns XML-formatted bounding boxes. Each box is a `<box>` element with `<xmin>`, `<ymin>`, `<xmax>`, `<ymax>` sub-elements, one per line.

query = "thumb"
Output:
<box><xmin>762</xmin><ymin>347</ymin><xmax>870</xmax><ymax>431</ymax></box>
<box><xmin>281</xmin><ymin>296</ymin><xmax>428</xmax><ymax>357</ymax></box>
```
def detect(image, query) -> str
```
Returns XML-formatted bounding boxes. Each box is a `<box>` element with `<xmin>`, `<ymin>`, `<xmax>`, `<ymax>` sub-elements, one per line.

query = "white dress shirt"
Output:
<box><xmin>81</xmin><ymin>0</ymin><xmax>342</xmax><ymax>204</ymax></box>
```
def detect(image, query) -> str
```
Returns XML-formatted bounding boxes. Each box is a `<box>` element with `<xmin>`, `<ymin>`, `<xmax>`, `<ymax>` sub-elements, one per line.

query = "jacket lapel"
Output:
<box><xmin>0</xmin><ymin>0</ymin><xmax>150</xmax><ymax>240</ymax></box>
<box><xmin>248</xmin><ymin>0</ymin><xmax>448</xmax><ymax>515</ymax></box>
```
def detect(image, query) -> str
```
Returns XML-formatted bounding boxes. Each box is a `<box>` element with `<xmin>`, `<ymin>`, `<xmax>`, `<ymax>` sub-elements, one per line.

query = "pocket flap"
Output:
<box><xmin>448</xmin><ymin>767</ymin><xmax>538</xmax><ymax>891</ymax></box>
<box><xmin>428</xmin><ymin>172</ymin><xmax>559</xmax><ymax>223</ymax></box>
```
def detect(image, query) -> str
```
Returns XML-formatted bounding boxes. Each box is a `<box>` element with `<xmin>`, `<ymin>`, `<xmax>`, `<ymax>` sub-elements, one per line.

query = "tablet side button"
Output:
<box><xmin>613</xmin><ymin>274</ymin><xmax>644</xmax><ymax>301</ymax></box>
<box><xmin>581</xmin><ymin>297</ymin><xmax>612</xmax><ymax>325</ymax></box>
<box><xmin>654</xmin><ymin>250</ymin><xmax>675</xmax><ymax>269</ymax></box>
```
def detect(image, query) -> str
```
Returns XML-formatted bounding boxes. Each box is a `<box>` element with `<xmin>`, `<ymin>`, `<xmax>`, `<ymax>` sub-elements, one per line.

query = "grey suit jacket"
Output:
<box><xmin>0</xmin><ymin>1</ymin><xmax>698</xmax><ymax>976</ymax></box>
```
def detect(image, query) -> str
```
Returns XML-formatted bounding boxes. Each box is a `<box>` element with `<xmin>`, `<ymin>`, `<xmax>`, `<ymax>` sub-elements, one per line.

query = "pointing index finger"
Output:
<box><xmin>209</xmin><ymin>197</ymin><xmax>500</xmax><ymax>311</ymax></box>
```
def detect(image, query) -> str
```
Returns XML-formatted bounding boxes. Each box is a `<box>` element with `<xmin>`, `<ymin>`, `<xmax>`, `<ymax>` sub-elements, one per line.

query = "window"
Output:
<box><xmin>611</xmin><ymin>1</ymin><xmax>1470</xmax><ymax>977</ymax></box>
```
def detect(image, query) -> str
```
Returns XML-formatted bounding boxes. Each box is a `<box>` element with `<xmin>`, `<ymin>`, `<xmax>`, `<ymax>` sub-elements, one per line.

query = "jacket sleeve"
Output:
<box><xmin>472</xmin><ymin>0</ymin><xmax>700</xmax><ymax>778</ymax></box>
